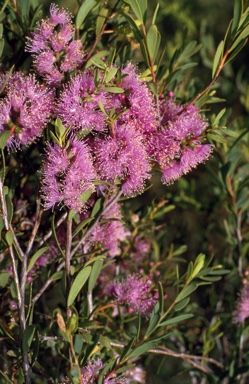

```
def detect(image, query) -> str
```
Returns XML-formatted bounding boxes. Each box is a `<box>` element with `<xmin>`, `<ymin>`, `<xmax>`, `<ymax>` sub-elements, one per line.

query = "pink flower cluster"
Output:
<box><xmin>233</xmin><ymin>285</ymin><xmax>249</xmax><ymax>324</ymax></box>
<box><xmin>26</xmin><ymin>4</ymin><xmax>84</xmax><ymax>86</ymax></box>
<box><xmin>106</xmin><ymin>274</ymin><xmax>157</xmax><ymax>316</ymax></box>
<box><xmin>0</xmin><ymin>73</ymin><xmax>53</xmax><ymax>149</ymax></box>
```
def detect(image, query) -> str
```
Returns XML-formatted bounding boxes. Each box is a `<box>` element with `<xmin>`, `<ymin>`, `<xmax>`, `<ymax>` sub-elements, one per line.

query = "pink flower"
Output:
<box><xmin>0</xmin><ymin>72</ymin><xmax>54</xmax><ymax>149</ymax></box>
<box><xmin>26</xmin><ymin>4</ymin><xmax>84</xmax><ymax>86</ymax></box>
<box><xmin>41</xmin><ymin>139</ymin><xmax>95</xmax><ymax>211</ymax></box>
<box><xmin>56</xmin><ymin>69</ymin><xmax>108</xmax><ymax>132</ymax></box>
<box><xmin>233</xmin><ymin>285</ymin><xmax>249</xmax><ymax>324</ymax></box>
<box><xmin>94</xmin><ymin>122</ymin><xmax>151</xmax><ymax>196</ymax></box>
<box><xmin>154</xmin><ymin>99</ymin><xmax>213</xmax><ymax>184</ymax></box>
<box><xmin>106</xmin><ymin>274</ymin><xmax>157</xmax><ymax>316</ymax></box>
<box><xmin>85</xmin><ymin>201</ymin><xmax>128</xmax><ymax>257</ymax></box>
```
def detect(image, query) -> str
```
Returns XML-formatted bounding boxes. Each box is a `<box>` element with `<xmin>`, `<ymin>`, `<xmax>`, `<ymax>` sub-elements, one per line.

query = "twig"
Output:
<box><xmin>82</xmin><ymin>0</ymin><xmax>122</xmax><ymax>65</ymax></box>
<box><xmin>25</xmin><ymin>199</ymin><xmax>43</xmax><ymax>257</ymax></box>
<box><xmin>65</xmin><ymin>217</ymin><xmax>73</xmax><ymax>319</ymax></box>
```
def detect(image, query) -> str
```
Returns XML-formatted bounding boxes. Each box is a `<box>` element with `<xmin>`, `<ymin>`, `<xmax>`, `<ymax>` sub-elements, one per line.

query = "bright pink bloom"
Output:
<box><xmin>233</xmin><ymin>285</ymin><xmax>249</xmax><ymax>324</ymax></box>
<box><xmin>94</xmin><ymin>122</ymin><xmax>151</xmax><ymax>196</ymax></box>
<box><xmin>0</xmin><ymin>72</ymin><xmax>53</xmax><ymax>149</ymax></box>
<box><xmin>106</xmin><ymin>274</ymin><xmax>156</xmax><ymax>316</ymax></box>
<box><xmin>26</xmin><ymin>4</ymin><xmax>84</xmax><ymax>86</ymax></box>
<box><xmin>41</xmin><ymin>139</ymin><xmax>95</xmax><ymax>211</ymax></box>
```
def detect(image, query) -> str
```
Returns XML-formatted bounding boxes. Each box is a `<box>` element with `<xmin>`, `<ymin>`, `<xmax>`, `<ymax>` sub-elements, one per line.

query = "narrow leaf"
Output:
<box><xmin>128</xmin><ymin>341</ymin><xmax>157</xmax><ymax>359</ymax></box>
<box><xmin>231</xmin><ymin>0</ymin><xmax>243</xmax><ymax>34</ymax></box>
<box><xmin>96</xmin><ymin>7</ymin><xmax>108</xmax><ymax>37</ymax></box>
<box><xmin>85</xmin><ymin>50</ymin><xmax>109</xmax><ymax>69</ymax></box>
<box><xmin>0</xmin><ymin>131</ymin><xmax>10</xmax><ymax>150</ymax></box>
<box><xmin>67</xmin><ymin>266</ymin><xmax>92</xmax><ymax>307</ymax></box>
<box><xmin>23</xmin><ymin>325</ymin><xmax>36</xmax><ymax>354</ymax></box>
<box><xmin>174</xmin><ymin>297</ymin><xmax>190</xmax><ymax>312</ymax></box>
<box><xmin>159</xmin><ymin>314</ymin><xmax>193</xmax><ymax>327</ymax></box>
<box><xmin>146</xmin><ymin>24</ymin><xmax>161</xmax><ymax>61</ymax></box>
<box><xmin>175</xmin><ymin>282</ymin><xmax>198</xmax><ymax>303</ymax></box>
<box><xmin>76</xmin><ymin>0</ymin><xmax>97</xmax><ymax>28</ymax></box>
<box><xmin>91</xmin><ymin>198</ymin><xmax>103</xmax><ymax>217</ymax></box>
<box><xmin>212</xmin><ymin>40</ymin><xmax>224</xmax><ymax>78</ymax></box>
<box><xmin>88</xmin><ymin>259</ymin><xmax>104</xmax><ymax>292</ymax></box>
<box><xmin>5</xmin><ymin>230</ymin><xmax>14</xmax><ymax>246</ymax></box>
<box><xmin>152</xmin><ymin>3</ymin><xmax>160</xmax><ymax>25</ymax></box>
<box><xmin>145</xmin><ymin>311</ymin><xmax>160</xmax><ymax>338</ymax></box>
<box><xmin>128</xmin><ymin>0</ymin><xmax>143</xmax><ymax>21</ymax></box>
<box><xmin>27</xmin><ymin>247</ymin><xmax>48</xmax><ymax>273</ymax></box>
<box><xmin>104</xmin><ymin>87</ymin><xmax>124</xmax><ymax>93</ymax></box>
<box><xmin>229</xmin><ymin>25</ymin><xmax>249</xmax><ymax>52</ymax></box>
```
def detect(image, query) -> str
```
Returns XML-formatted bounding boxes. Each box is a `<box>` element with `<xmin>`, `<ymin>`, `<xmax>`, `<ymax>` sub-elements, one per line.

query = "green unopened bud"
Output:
<box><xmin>66</xmin><ymin>313</ymin><xmax>78</xmax><ymax>337</ymax></box>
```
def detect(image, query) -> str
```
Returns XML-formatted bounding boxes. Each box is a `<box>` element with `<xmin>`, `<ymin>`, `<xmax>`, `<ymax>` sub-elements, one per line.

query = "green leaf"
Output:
<box><xmin>50</xmin><ymin>271</ymin><xmax>64</xmax><ymax>281</ymax></box>
<box><xmin>174</xmin><ymin>297</ymin><xmax>190</xmax><ymax>312</ymax></box>
<box><xmin>139</xmin><ymin>0</ymin><xmax>147</xmax><ymax>23</ymax></box>
<box><xmin>96</xmin><ymin>7</ymin><xmax>108</xmax><ymax>37</ymax></box>
<box><xmin>80</xmin><ymin>189</ymin><xmax>93</xmax><ymax>204</ymax></box>
<box><xmin>5</xmin><ymin>230</ymin><xmax>14</xmax><ymax>246</ymax></box>
<box><xmin>23</xmin><ymin>325</ymin><xmax>36</xmax><ymax>354</ymax></box>
<box><xmin>159</xmin><ymin>314</ymin><xmax>193</xmax><ymax>327</ymax></box>
<box><xmin>27</xmin><ymin>247</ymin><xmax>49</xmax><ymax>273</ymax></box>
<box><xmin>128</xmin><ymin>341</ymin><xmax>156</xmax><ymax>359</ymax></box>
<box><xmin>152</xmin><ymin>3</ymin><xmax>159</xmax><ymax>25</ymax></box>
<box><xmin>128</xmin><ymin>0</ymin><xmax>144</xmax><ymax>22</ymax></box>
<box><xmin>191</xmin><ymin>253</ymin><xmax>205</xmax><ymax>279</ymax></box>
<box><xmin>145</xmin><ymin>305</ymin><xmax>160</xmax><ymax>338</ymax></box>
<box><xmin>85</xmin><ymin>50</ymin><xmax>109</xmax><ymax>69</ymax></box>
<box><xmin>105</xmin><ymin>68</ymin><xmax>118</xmax><ymax>83</ymax></box>
<box><xmin>67</xmin><ymin>266</ymin><xmax>92</xmax><ymax>307</ymax></box>
<box><xmin>86</xmin><ymin>55</ymin><xmax>107</xmax><ymax>70</ymax></box>
<box><xmin>0</xmin><ymin>216</ymin><xmax>4</xmax><ymax>236</ymax></box>
<box><xmin>140</xmin><ymin>39</ymin><xmax>150</xmax><ymax>68</ymax></box>
<box><xmin>76</xmin><ymin>0</ymin><xmax>97</xmax><ymax>28</ymax></box>
<box><xmin>229</xmin><ymin>24</ymin><xmax>249</xmax><ymax>52</ymax></box>
<box><xmin>212</xmin><ymin>40</ymin><xmax>224</xmax><ymax>78</ymax></box>
<box><xmin>231</xmin><ymin>0</ymin><xmax>243</xmax><ymax>35</ymax></box>
<box><xmin>88</xmin><ymin>259</ymin><xmax>104</xmax><ymax>292</ymax></box>
<box><xmin>0</xmin><ymin>272</ymin><xmax>9</xmax><ymax>287</ymax></box>
<box><xmin>226</xmin><ymin>39</ymin><xmax>247</xmax><ymax>64</ymax></box>
<box><xmin>208</xmin><ymin>133</ymin><xmax>227</xmax><ymax>144</ymax></box>
<box><xmin>120</xmin><ymin>338</ymin><xmax>135</xmax><ymax>361</ymax></box>
<box><xmin>175</xmin><ymin>282</ymin><xmax>198</xmax><ymax>303</ymax></box>
<box><xmin>212</xmin><ymin>108</ymin><xmax>226</xmax><ymax>127</ymax></box>
<box><xmin>0</xmin><ymin>131</ymin><xmax>10</xmax><ymax>150</ymax></box>
<box><xmin>5</xmin><ymin>193</ymin><xmax>13</xmax><ymax>223</ymax></box>
<box><xmin>74</xmin><ymin>334</ymin><xmax>84</xmax><ymax>354</ymax></box>
<box><xmin>20</xmin><ymin>0</ymin><xmax>30</xmax><ymax>22</ymax></box>
<box><xmin>104</xmin><ymin>87</ymin><xmax>124</xmax><ymax>93</ymax></box>
<box><xmin>31</xmin><ymin>328</ymin><xmax>39</xmax><ymax>367</ymax></box>
<box><xmin>146</xmin><ymin>24</ymin><xmax>161</xmax><ymax>61</ymax></box>
<box><xmin>85</xmin><ymin>255</ymin><xmax>106</xmax><ymax>267</ymax></box>
<box><xmin>122</xmin><ymin>12</ymin><xmax>143</xmax><ymax>41</ymax></box>
<box><xmin>91</xmin><ymin>198</ymin><xmax>104</xmax><ymax>217</ymax></box>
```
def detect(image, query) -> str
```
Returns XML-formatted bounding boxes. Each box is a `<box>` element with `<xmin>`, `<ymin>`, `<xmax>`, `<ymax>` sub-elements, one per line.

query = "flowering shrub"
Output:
<box><xmin>0</xmin><ymin>1</ymin><xmax>249</xmax><ymax>383</ymax></box>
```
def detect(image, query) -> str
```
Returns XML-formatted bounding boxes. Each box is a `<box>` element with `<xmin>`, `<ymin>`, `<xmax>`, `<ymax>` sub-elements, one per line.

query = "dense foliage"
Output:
<box><xmin>0</xmin><ymin>1</ymin><xmax>249</xmax><ymax>383</ymax></box>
